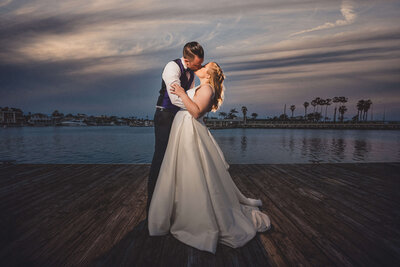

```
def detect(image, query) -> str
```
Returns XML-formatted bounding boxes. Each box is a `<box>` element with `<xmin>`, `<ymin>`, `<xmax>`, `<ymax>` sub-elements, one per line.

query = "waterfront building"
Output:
<box><xmin>0</xmin><ymin>107</ymin><xmax>24</xmax><ymax>126</ymax></box>
<box><xmin>28</xmin><ymin>113</ymin><xmax>52</xmax><ymax>126</ymax></box>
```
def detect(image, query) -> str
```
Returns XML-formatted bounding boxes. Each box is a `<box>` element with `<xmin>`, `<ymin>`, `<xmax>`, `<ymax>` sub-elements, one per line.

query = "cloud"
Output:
<box><xmin>0</xmin><ymin>0</ymin><xmax>399</xmax><ymax>119</ymax></box>
<box><xmin>0</xmin><ymin>0</ymin><xmax>12</xmax><ymax>8</ymax></box>
<box><xmin>290</xmin><ymin>0</ymin><xmax>357</xmax><ymax>36</ymax></box>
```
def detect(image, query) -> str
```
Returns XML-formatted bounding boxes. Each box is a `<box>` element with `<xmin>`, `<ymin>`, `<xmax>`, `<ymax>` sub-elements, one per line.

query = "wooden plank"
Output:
<box><xmin>270</xmin><ymin>164</ymin><xmax>400</xmax><ymax>254</ymax></box>
<box><xmin>254</xmin><ymin>164</ymin><xmax>400</xmax><ymax>265</ymax></box>
<box><xmin>230</xmin><ymin>165</ymin><xmax>331</xmax><ymax>266</ymax></box>
<box><xmin>1</xmin><ymin>163</ymin><xmax>399</xmax><ymax>266</ymax></box>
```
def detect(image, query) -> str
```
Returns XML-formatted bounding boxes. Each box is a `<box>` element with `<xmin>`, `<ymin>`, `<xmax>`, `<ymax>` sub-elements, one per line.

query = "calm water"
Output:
<box><xmin>1</xmin><ymin>126</ymin><xmax>399</xmax><ymax>164</ymax></box>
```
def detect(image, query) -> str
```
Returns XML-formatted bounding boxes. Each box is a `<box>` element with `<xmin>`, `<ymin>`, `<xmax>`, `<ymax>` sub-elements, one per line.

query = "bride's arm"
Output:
<box><xmin>171</xmin><ymin>84</ymin><xmax>213</xmax><ymax>119</ymax></box>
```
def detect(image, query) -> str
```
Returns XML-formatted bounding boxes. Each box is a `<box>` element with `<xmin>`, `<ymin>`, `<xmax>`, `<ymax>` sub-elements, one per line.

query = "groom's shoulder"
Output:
<box><xmin>163</xmin><ymin>59</ymin><xmax>181</xmax><ymax>72</ymax></box>
<box><xmin>166</xmin><ymin>58</ymin><xmax>180</xmax><ymax>66</ymax></box>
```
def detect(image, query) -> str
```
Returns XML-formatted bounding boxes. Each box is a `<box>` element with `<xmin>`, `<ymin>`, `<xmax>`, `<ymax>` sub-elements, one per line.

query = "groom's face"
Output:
<box><xmin>185</xmin><ymin>56</ymin><xmax>204</xmax><ymax>71</ymax></box>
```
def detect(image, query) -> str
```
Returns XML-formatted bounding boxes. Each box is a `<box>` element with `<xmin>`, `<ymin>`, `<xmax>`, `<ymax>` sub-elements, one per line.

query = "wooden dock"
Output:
<box><xmin>0</xmin><ymin>163</ymin><xmax>399</xmax><ymax>266</ymax></box>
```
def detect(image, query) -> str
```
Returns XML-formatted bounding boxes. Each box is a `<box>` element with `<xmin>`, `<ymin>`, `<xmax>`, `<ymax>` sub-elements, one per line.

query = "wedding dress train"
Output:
<box><xmin>148</xmin><ymin>85</ymin><xmax>271</xmax><ymax>254</ymax></box>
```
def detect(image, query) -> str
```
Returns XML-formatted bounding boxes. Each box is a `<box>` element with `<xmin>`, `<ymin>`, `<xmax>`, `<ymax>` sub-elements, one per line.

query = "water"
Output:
<box><xmin>0</xmin><ymin>126</ymin><xmax>399</xmax><ymax>164</ymax></box>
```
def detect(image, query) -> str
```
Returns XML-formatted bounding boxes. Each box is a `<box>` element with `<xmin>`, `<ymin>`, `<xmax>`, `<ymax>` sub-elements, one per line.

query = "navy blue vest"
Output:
<box><xmin>156</xmin><ymin>59</ymin><xmax>194</xmax><ymax>113</ymax></box>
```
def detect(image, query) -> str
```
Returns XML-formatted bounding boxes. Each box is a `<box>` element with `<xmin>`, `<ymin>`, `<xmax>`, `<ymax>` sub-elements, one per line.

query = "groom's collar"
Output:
<box><xmin>180</xmin><ymin>57</ymin><xmax>188</xmax><ymax>70</ymax></box>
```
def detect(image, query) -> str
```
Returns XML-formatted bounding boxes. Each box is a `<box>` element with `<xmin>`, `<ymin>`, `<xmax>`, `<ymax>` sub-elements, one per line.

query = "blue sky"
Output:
<box><xmin>0</xmin><ymin>0</ymin><xmax>399</xmax><ymax>120</ymax></box>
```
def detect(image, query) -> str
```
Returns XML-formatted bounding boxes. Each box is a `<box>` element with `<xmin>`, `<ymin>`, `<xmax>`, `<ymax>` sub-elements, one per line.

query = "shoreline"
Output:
<box><xmin>2</xmin><ymin>161</ymin><xmax>399</xmax><ymax>165</ymax></box>
<box><xmin>2</xmin><ymin>123</ymin><xmax>400</xmax><ymax>130</ymax></box>
<box><xmin>205</xmin><ymin>122</ymin><xmax>400</xmax><ymax>130</ymax></box>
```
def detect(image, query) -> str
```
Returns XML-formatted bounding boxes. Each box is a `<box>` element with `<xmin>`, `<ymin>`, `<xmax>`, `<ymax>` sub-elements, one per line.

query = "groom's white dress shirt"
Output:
<box><xmin>156</xmin><ymin>57</ymin><xmax>195</xmax><ymax>110</ymax></box>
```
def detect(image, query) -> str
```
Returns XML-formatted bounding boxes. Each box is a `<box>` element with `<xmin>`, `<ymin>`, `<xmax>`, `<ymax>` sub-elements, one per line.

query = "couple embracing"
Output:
<box><xmin>146</xmin><ymin>41</ymin><xmax>271</xmax><ymax>254</ymax></box>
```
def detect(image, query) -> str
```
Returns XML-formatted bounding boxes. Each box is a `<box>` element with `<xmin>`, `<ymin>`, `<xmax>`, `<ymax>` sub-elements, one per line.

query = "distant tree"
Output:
<box><xmin>219</xmin><ymin>111</ymin><xmax>227</xmax><ymax>119</ymax></box>
<box><xmin>339</xmin><ymin>96</ymin><xmax>348</xmax><ymax>106</ymax></box>
<box><xmin>339</xmin><ymin>105</ymin><xmax>347</xmax><ymax>122</ymax></box>
<box><xmin>318</xmin><ymin>99</ymin><xmax>325</xmax><ymax>122</ymax></box>
<box><xmin>356</xmin><ymin>99</ymin><xmax>365</xmax><ymax>122</ymax></box>
<box><xmin>52</xmin><ymin>110</ymin><xmax>60</xmax><ymax>117</ymax></box>
<box><xmin>307</xmin><ymin>112</ymin><xmax>321</xmax><ymax>122</ymax></box>
<box><xmin>251</xmin><ymin>112</ymin><xmax>258</xmax><ymax>120</ymax></box>
<box><xmin>290</xmin><ymin>105</ymin><xmax>296</xmax><ymax>118</ymax></box>
<box><xmin>311</xmin><ymin>100</ymin><xmax>317</xmax><ymax>113</ymax></box>
<box><xmin>318</xmin><ymin>97</ymin><xmax>325</xmax><ymax>114</ymax></box>
<box><xmin>279</xmin><ymin>114</ymin><xmax>289</xmax><ymax>121</ymax></box>
<box><xmin>241</xmin><ymin>106</ymin><xmax>248</xmax><ymax>124</ymax></box>
<box><xmin>314</xmin><ymin>97</ymin><xmax>321</xmax><ymax>113</ymax></box>
<box><xmin>340</xmin><ymin>96</ymin><xmax>348</xmax><ymax>122</ymax></box>
<box><xmin>303</xmin><ymin>101</ymin><xmax>309</xmax><ymax>118</ymax></box>
<box><xmin>332</xmin><ymin>96</ymin><xmax>340</xmax><ymax>123</ymax></box>
<box><xmin>228</xmin><ymin>108</ymin><xmax>238</xmax><ymax>119</ymax></box>
<box><xmin>363</xmin><ymin>99</ymin><xmax>372</xmax><ymax>121</ymax></box>
<box><xmin>324</xmin><ymin>98</ymin><xmax>332</xmax><ymax>122</ymax></box>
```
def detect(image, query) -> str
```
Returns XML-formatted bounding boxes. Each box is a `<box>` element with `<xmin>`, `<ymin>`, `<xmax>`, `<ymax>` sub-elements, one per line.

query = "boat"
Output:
<box><xmin>61</xmin><ymin>119</ymin><xmax>88</xmax><ymax>126</ymax></box>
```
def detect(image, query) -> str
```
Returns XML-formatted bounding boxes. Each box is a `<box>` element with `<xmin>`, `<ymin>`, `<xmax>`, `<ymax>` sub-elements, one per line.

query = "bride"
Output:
<box><xmin>147</xmin><ymin>62</ymin><xmax>271</xmax><ymax>254</ymax></box>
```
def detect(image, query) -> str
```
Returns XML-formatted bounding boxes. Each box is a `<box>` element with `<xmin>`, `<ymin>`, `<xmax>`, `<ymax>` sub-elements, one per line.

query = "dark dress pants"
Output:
<box><xmin>146</xmin><ymin>108</ymin><xmax>176</xmax><ymax>217</ymax></box>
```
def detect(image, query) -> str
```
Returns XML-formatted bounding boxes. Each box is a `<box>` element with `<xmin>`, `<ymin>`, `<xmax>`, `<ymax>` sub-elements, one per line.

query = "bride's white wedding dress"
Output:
<box><xmin>148</xmin><ymin>85</ymin><xmax>271</xmax><ymax>254</ymax></box>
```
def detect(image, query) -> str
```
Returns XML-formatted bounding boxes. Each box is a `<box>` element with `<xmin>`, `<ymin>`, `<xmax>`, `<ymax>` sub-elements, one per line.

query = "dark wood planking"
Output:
<box><xmin>246</xmin><ymin>164</ymin><xmax>381</xmax><ymax>266</ymax></box>
<box><xmin>231</xmin><ymin>165</ymin><xmax>335</xmax><ymax>267</ymax></box>
<box><xmin>269</xmin><ymin>163</ymin><xmax>400</xmax><ymax>257</ymax></box>
<box><xmin>0</xmin><ymin>163</ymin><xmax>399</xmax><ymax>266</ymax></box>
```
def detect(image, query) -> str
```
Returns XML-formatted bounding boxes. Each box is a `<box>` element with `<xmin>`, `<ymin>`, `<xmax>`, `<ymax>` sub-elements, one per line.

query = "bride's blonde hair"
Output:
<box><xmin>207</xmin><ymin>62</ymin><xmax>225</xmax><ymax>112</ymax></box>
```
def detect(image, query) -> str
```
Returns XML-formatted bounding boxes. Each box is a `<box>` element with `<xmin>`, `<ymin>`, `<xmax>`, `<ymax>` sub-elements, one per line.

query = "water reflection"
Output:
<box><xmin>331</xmin><ymin>138</ymin><xmax>346</xmax><ymax>162</ymax></box>
<box><xmin>241</xmin><ymin>136</ymin><xmax>247</xmax><ymax>153</ymax></box>
<box><xmin>353</xmin><ymin>139</ymin><xmax>370</xmax><ymax>161</ymax></box>
<box><xmin>0</xmin><ymin>127</ymin><xmax>399</xmax><ymax>164</ymax></box>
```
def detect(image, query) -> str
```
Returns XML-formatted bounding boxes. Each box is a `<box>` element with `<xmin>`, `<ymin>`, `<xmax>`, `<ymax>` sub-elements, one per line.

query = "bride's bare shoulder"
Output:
<box><xmin>196</xmin><ymin>84</ymin><xmax>214</xmax><ymax>96</ymax></box>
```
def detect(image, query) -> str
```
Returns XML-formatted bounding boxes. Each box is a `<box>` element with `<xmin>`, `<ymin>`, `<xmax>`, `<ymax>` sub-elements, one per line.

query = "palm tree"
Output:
<box><xmin>311</xmin><ymin>100</ymin><xmax>317</xmax><ymax>113</ymax></box>
<box><xmin>241</xmin><ymin>106</ymin><xmax>248</xmax><ymax>124</ymax></box>
<box><xmin>310</xmin><ymin>100</ymin><xmax>317</xmax><ymax>122</ymax></box>
<box><xmin>318</xmin><ymin>99</ymin><xmax>325</xmax><ymax>122</ymax></box>
<box><xmin>340</xmin><ymin>96</ymin><xmax>348</xmax><ymax>106</ymax></box>
<box><xmin>251</xmin><ymin>112</ymin><xmax>258</xmax><ymax>120</ymax></box>
<box><xmin>219</xmin><ymin>111</ymin><xmax>227</xmax><ymax>119</ymax></box>
<box><xmin>341</xmin><ymin>97</ymin><xmax>348</xmax><ymax>122</ymax></box>
<box><xmin>314</xmin><ymin>97</ymin><xmax>321</xmax><ymax>114</ymax></box>
<box><xmin>339</xmin><ymin>105</ymin><xmax>347</xmax><ymax>122</ymax></box>
<box><xmin>290</xmin><ymin>105</ymin><xmax>296</xmax><ymax>118</ymax></box>
<box><xmin>324</xmin><ymin>98</ymin><xmax>332</xmax><ymax>122</ymax></box>
<box><xmin>228</xmin><ymin>108</ymin><xmax>238</xmax><ymax>119</ymax></box>
<box><xmin>363</xmin><ymin>99</ymin><xmax>372</xmax><ymax>121</ymax></box>
<box><xmin>303</xmin><ymin>101</ymin><xmax>309</xmax><ymax>118</ymax></box>
<box><xmin>356</xmin><ymin>100</ymin><xmax>364</xmax><ymax>122</ymax></box>
<box><xmin>52</xmin><ymin>110</ymin><xmax>60</xmax><ymax>117</ymax></box>
<box><xmin>318</xmin><ymin>98</ymin><xmax>325</xmax><ymax>114</ymax></box>
<box><xmin>332</xmin><ymin>96</ymin><xmax>340</xmax><ymax>123</ymax></box>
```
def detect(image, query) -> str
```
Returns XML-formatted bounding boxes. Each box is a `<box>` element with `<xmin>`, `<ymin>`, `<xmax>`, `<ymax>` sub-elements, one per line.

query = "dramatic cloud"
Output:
<box><xmin>0</xmin><ymin>0</ymin><xmax>399</xmax><ymax>120</ymax></box>
<box><xmin>291</xmin><ymin>0</ymin><xmax>357</xmax><ymax>36</ymax></box>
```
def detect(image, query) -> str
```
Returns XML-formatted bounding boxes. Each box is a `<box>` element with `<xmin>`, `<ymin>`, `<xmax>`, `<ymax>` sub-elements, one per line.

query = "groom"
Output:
<box><xmin>146</xmin><ymin>41</ymin><xmax>204</xmax><ymax>217</ymax></box>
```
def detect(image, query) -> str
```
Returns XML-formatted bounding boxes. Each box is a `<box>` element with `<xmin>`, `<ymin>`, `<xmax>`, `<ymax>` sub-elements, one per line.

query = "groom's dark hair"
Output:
<box><xmin>183</xmin><ymin>42</ymin><xmax>204</xmax><ymax>60</ymax></box>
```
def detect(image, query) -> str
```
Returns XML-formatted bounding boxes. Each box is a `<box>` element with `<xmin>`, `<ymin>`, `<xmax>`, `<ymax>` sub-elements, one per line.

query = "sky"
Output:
<box><xmin>0</xmin><ymin>0</ymin><xmax>399</xmax><ymax>120</ymax></box>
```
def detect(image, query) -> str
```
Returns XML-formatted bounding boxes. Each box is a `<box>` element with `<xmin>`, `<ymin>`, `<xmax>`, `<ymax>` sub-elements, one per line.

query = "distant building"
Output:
<box><xmin>28</xmin><ymin>113</ymin><xmax>52</xmax><ymax>126</ymax></box>
<box><xmin>77</xmin><ymin>113</ymin><xmax>88</xmax><ymax>119</ymax></box>
<box><xmin>0</xmin><ymin>107</ymin><xmax>24</xmax><ymax>126</ymax></box>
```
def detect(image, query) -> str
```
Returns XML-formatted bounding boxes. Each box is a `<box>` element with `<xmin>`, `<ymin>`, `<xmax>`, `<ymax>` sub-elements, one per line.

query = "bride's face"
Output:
<box><xmin>194</xmin><ymin>63</ymin><xmax>211</xmax><ymax>79</ymax></box>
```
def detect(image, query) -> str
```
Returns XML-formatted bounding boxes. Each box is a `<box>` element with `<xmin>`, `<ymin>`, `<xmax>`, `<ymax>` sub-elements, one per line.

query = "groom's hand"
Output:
<box><xmin>170</xmin><ymin>83</ymin><xmax>186</xmax><ymax>97</ymax></box>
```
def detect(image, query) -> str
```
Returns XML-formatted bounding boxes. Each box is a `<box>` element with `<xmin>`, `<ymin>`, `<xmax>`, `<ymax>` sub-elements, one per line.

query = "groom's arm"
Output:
<box><xmin>162</xmin><ymin>61</ymin><xmax>186</xmax><ymax>109</ymax></box>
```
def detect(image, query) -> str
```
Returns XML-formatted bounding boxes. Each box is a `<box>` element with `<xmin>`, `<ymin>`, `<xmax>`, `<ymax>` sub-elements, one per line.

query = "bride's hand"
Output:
<box><xmin>170</xmin><ymin>83</ymin><xmax>185</xmax><ymax>97</ymax></box>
